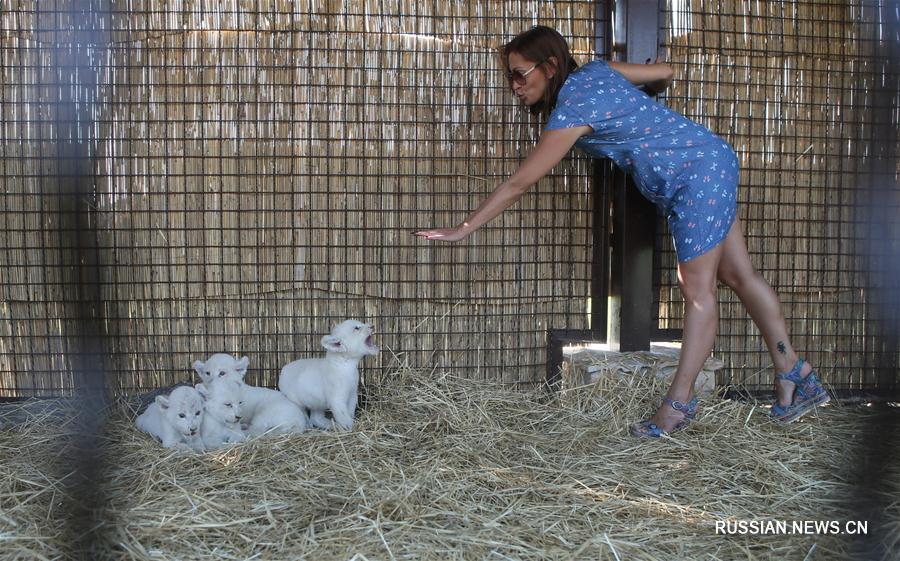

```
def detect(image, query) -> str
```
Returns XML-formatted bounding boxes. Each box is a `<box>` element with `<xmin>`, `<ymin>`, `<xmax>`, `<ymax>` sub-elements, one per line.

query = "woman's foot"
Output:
<box><xmin>632</xmin><ymin>397</ymin><xmax>699</xmax><ymax>438</ymax></box>
<box><xmin>771</xmin><ymin>359</ymin><xmax>830</xmax><ymax>423</ymax></box>
<box><xmin>774</xmin><ymin>359</ymin><xmax>813</xmax><ymax>408</ymax></box>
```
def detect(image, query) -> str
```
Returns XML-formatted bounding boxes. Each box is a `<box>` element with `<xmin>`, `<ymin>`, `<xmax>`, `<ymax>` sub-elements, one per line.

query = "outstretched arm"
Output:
<box><xmin>414</xmin><ymin>125</ymin><xmax>591</xmax><ymax>241</ymax></box>
<box><xmin>608</xmin><ymin>61</ymin><xmax>674</xmax><ymax>95</ymax></box>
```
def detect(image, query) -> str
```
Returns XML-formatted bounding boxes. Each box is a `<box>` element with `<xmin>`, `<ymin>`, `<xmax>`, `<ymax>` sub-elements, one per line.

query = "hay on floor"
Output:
<box><xmin>0</xmin><ymin>400</ymin><xmax>79</xmax><ymax>561</ymax></box>
<box><xmin>88</xmin><ymin>367</ymin><xmax>888</xmax><ymax>561</ymax></box>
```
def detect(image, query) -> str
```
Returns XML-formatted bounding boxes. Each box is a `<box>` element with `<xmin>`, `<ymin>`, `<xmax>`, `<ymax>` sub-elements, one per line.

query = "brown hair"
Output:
<box><xmin>501</xmin><ymin>26</ymin><xmax>579</xmax><ymax>118</ymax></box>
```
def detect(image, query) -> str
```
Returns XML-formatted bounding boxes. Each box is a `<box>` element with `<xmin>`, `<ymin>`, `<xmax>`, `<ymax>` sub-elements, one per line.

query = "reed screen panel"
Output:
<box><xmin>0</xmin><ymin>1</ymin><xmax>603</xmax><ymax>396</ymax></box>
<box><xmin>658</xmin><ymin>0</ymin><xmax>899</xmax><ymax>391</ymax></box>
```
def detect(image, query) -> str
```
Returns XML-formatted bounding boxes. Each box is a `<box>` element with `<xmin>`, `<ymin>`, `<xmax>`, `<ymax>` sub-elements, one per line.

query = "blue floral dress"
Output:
<box><xmin>546</xmin><ymin>60</ymin><xmax>738</xmax><ymax>262</ymax></box>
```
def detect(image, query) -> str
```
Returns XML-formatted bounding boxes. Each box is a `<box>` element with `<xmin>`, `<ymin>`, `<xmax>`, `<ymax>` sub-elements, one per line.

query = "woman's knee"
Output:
<box><xmin>717</xmin><ymin>265</ymin><xmax>743</xmax><ymax>289</ymax></box>
<box><xmin>677</xmin><ymin>248</ymin><xmax>723</xmax><ymax>304</ymax></box>
<box><xmin>678</xmin><ymin>273</ymin><xmax>718</xmax><ymax>305</ymax></box>
<box><xmin>718</xmin><ymin>265</ymin><xmax>761</xmax><ymax>292</ymax></box>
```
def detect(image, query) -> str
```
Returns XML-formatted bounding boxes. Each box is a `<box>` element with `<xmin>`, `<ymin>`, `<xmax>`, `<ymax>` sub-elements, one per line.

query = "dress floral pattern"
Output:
<box><xmin>546</xmin><ymin>60</ymin><xmax>738</xmax><ymax>262</ymax></box>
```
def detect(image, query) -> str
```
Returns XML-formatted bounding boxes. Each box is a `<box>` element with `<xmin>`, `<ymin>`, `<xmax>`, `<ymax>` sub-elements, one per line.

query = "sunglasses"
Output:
<box><xmin>505</xmin><ymin>60</ymin><xmax>544</xmax><ymax>86</ymax></box>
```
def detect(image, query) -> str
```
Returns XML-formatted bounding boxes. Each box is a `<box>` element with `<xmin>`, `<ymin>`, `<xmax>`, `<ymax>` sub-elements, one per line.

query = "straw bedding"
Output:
<box><xmin>2</xmin><ymin>369</ymin><xmax>896</xmax><ymax>560</ymax></box>
<box><xmin>0</xmin><ymin>400</ymin><xmax>80</xmax><ymax>561</ymax></box>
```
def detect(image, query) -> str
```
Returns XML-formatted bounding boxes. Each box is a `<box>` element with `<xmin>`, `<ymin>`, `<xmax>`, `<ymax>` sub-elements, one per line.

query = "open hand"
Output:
<box><xmin>412</xmin><ymin>226</ymin><xmax>469</xmax><ymax>242</ymax></box>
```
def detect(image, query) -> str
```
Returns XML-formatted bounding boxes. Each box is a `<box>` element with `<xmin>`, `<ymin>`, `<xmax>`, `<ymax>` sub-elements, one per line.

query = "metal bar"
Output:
<box><xmin>590</xmin><ymin>7</ymin><xmax>613</xmax><ymax>342</ymax></box>
<box><xmin>546</xmin><ymin>1</ymin><xmax>613</xmax><ymax>392</ymax></box>
<box><xmin>590</xmin><ymin>161</ymin><xmax>610</xmax><ymax>341</ymax></box>
<box><xmin>606</xmin><ymin>0</ymin><xmax>659</xmax><ymax>352</ymax></box>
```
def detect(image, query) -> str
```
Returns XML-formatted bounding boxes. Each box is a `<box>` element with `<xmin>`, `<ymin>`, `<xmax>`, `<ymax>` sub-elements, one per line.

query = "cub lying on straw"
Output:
<box><xmin>196</xmin><ymin>380</ymin><xmax>246</xmax><ymax>449</ymax></box>
<box><xmin>279</xmin><ymin>319</ymin><xmax>379</xmax><ymax>430</ymax></box>
<box><xmin>135</xmin><ymin>385</ymin><xmax>205</xmax><ymax>452</ymax></box>
<box><xmin>193</xmin><ymin>353</ymin><xmax>308</xmax><ymax>437</ymax></box>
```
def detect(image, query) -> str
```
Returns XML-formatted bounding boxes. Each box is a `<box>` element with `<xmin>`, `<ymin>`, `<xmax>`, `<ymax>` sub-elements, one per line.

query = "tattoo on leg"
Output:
<box><xmin>777</xmin><ymin>341</ymin><xmax>786</xmax><ymax>355</ymax></box>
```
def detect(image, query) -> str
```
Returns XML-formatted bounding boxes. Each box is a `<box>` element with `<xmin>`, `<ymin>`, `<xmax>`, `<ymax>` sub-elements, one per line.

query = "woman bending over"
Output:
<box><xmin>414</xmin><ymin>26</ymin><xmax>829</xmax><ymax>437</ymax></box>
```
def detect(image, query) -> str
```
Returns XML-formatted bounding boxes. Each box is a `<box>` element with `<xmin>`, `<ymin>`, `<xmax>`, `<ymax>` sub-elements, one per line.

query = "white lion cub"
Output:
<box><xmin>193</xmin><ymin>352</ymin><xmax>307</xmax><ymax>437</ymax></box>
<box><xmin>193</xmin><ymin>353</ymin><xmax>250</xmax><ymax>387</ymax></box>
<box><xmin>196</xmin><ymin>380</ymin><xmax>246</xmax><ymax>449</ymax></box>
<box><xmin>279</xmin><ymin>320</ymin><xmax>379</xmax><ymax>430</ymax></box>
<box><xmin>243</xmin><ymin>386</ymin><xmax>308</xmax><ymax>437</ymax></box>
<box><xmin>135</xmin><ymin>385</ymin><xmax>205</xmax><ymax>452</ymax></box>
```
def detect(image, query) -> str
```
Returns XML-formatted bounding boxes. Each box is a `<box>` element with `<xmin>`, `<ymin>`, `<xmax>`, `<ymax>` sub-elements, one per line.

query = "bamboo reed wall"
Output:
<box><xmin>656</xmin><ymin>0</ymin><xmax>899</xmax><ymax>390</ymax></box>
<box><xmin>0</xmin><ymin>1</ymin><xmax>601</xmax><ymax>396</ymax></box>
<box><xmin>0</xmin><ymin>0</ymin><xmax>895</xmax><ymax>397</ymax></box>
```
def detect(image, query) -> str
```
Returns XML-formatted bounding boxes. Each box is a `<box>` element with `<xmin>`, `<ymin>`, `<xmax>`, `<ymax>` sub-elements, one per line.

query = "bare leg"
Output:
<box><xmin>649</xmin><ymin>240</ymin><xmax>724</xmax><ymax>432</ymax></box>
<box><xmin>716</xmin><ymin>218</ymin><xmax>813</xmax><ymax>407</ymax></box>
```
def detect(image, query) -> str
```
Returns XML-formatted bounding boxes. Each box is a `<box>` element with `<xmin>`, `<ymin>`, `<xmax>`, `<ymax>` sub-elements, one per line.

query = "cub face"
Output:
<box><xmin>193</xmin><ymin>353</ymin><xmax>249</xmax><ymax>386</ymax></box>
<box><xmin>157</xmin><ymin>385</ymin><xmax>204</xmax><ymax>437</ymax></box>
<box><xmin>197</xmin><ymin>380</ymin><xmax>244</xmax><ymax>425</ymax></box>
<box><xmin>321</xmin><ymin>320</ymin><xmax>380</xmax><ymax>358</ymax></box>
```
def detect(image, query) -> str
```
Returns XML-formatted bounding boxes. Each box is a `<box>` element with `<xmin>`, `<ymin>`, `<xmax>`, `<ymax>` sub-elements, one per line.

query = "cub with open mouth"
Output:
<box><xmin>278</xmin><ymin>320</ymin><xmax>379</xmax><ymax>430</ymax></box>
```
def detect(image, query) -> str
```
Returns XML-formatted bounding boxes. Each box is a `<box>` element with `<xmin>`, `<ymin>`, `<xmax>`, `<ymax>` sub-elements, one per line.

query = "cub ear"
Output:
<box><xmin>236</xmin><ymin>356</ymin><xmax>249</xmax><ymax>379</ymax></box>
<box><xmin>155</xmin><ymin>395</ymin><xmax>170</xmax><ymax>409</ymax></box>
<box><xmin>195</xmin><ymin>384</ymin><xmax>210</xmax><ymax>399</ymax></box>
<box><xmin>321</xmin><ymin>335</ymin><xmax>343</xmax><ymax>353</ymax></box>
<box><xmin>192</xmin><ymin>360</ymin><xmax>209</xmax><ymax>383</ymax></box>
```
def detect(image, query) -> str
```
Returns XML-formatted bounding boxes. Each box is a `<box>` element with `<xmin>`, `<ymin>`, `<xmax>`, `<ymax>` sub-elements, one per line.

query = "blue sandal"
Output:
<box><xmin>631</xmin><ymin>397</ymin><xmax>699</xmax><ymax>438</ymax></box>
<box><xmin>771</xmin><ymin>359</ymin><xmax>830</xmax><ymax>423</ymax></box>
